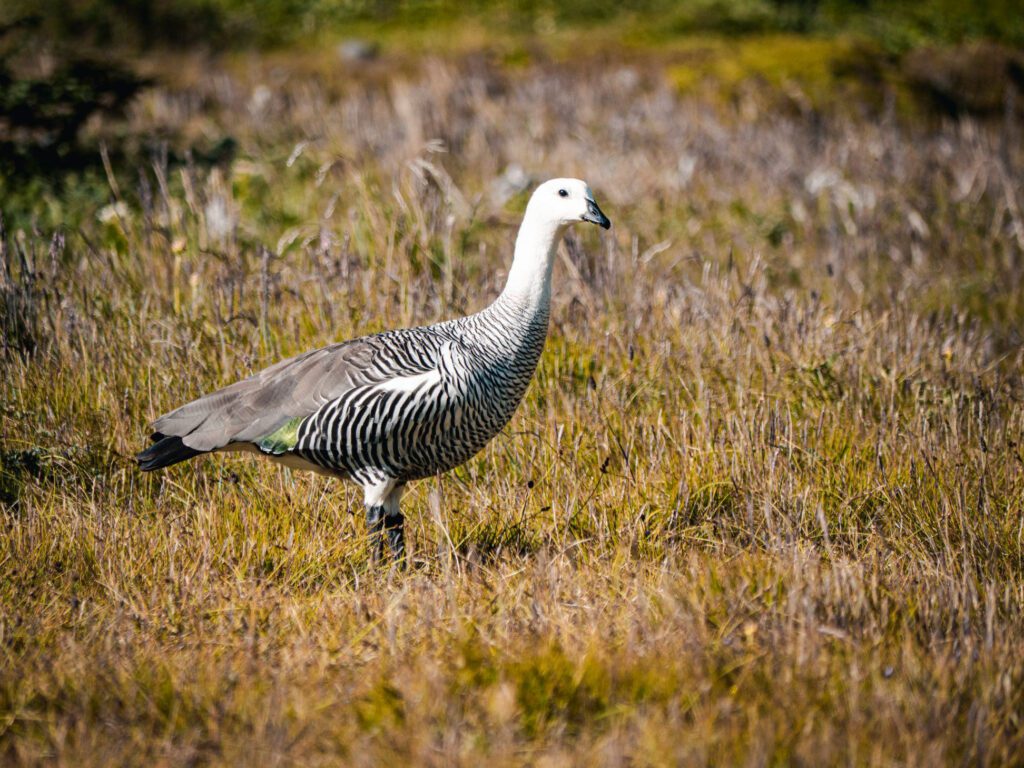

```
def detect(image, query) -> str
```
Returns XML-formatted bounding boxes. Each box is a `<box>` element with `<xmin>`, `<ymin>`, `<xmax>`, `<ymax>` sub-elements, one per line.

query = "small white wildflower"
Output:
<box><xmin>205</xmin><ymin>196</ymin><xmax>236</xmax><ymax>245</ymax></box>
<box><xmin>97</xmin><ymin>201</ymin><xmax>129</xmax><ymax>224</ymax></box>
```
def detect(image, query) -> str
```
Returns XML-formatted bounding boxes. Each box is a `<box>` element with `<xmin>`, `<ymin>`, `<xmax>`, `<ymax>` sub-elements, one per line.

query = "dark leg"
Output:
<box><xmin>366</xmin><ymin>505</ymin><xmax>405</xmax><ymax>564</ymax></box>
<box><xmin>383</xmin><ymin>512</ymin><xmax>405</xmax><ymax>561</ymax></box>
<box><xmin>366</xmin><ymin>504</ymin><xmax>386</xmax><ymax>563</ymax></box>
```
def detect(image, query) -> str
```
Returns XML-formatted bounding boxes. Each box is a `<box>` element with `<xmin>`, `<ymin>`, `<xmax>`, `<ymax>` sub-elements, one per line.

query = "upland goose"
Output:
<box><xmin>138</xmin><ymin>178</ymin><xmax>611</xmax><ymax>560</ymax></box>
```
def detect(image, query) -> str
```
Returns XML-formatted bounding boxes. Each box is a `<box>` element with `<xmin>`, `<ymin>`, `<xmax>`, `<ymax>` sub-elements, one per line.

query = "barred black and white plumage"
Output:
<box><xmin>137</xmin><ymin>178</ymin><xmax>611</xmax><ymax>561</ymax></box>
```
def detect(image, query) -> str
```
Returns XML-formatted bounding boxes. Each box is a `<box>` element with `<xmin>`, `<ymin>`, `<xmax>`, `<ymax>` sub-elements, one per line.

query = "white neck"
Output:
<box><xmin>499</xmin><ymin>211</ymin><xmax>567</xmax><ymax>313</ymax></box>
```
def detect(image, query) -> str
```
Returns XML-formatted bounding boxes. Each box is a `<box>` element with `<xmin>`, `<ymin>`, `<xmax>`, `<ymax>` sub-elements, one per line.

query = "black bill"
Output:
<box><xmin>582</xmin><ymin>198</ymin><xmax>611</xmax><ymax>229</ymax></box>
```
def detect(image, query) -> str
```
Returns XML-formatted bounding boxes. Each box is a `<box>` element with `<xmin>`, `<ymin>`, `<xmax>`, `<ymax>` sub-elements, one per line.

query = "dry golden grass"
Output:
<box><xmin>2</xmin><ymin>50</ymin><xmax>1023</xmax><ymax>765</ymax></box>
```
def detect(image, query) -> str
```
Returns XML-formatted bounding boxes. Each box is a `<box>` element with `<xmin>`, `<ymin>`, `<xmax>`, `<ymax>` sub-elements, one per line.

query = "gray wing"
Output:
<box><xmin>150</xmin><ymin>334</ymin><xmax>439</xmax><ymax>453</ymax></box>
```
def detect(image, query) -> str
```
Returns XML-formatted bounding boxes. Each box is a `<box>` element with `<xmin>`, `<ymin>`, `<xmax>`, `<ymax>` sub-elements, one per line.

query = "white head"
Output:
<box><xmin>524</xmin><ymin>178</ymin><xmax>611</xmax><ymax>231</ymax></box>
<box><xmin>503</xmin><ymin>177</ymin><xmax>610</xmax><ymax>309</ymax></box>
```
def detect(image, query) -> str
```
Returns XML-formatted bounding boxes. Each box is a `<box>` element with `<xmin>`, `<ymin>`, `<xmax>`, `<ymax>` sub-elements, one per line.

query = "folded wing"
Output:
<box><xmin>143</xmin><ymin>335</ymin><xmax>438</xmax><ymax>458</ymax></box>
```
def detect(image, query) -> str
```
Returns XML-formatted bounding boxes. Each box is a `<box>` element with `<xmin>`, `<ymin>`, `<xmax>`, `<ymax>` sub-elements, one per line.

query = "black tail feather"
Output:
<box><xmin>136</xmin><ymin>433</ymin><xmax>204</xmax><ymax>471</ymax></box>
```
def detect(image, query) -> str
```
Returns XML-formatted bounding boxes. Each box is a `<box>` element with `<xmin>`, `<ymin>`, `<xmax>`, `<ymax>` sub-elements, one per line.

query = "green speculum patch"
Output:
<box><xmin>258</xmin><ymin>417</ymin><xmax>304</xmax><ymax>455</ymax></box>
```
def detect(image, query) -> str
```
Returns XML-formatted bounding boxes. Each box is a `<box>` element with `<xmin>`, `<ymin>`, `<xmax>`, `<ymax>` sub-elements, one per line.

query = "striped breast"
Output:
<box><xmin>292</xmin><ymin>294</ymin><xmax>549</xmax><ymax>484</ymax></box>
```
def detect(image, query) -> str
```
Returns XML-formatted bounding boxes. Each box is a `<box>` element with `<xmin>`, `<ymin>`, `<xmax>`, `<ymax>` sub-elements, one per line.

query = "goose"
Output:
<box><xmin>137</xmin><ymin>178</ymin><xmax>611</xmax><ymax>561</ymax></box>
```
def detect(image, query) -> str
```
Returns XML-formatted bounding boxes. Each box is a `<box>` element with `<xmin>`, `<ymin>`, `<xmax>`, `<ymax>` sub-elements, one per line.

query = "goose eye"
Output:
<box><xmin>558</xmin><ymin>189</ymin><xmax>568</xmax><ymax>198</ymax></box>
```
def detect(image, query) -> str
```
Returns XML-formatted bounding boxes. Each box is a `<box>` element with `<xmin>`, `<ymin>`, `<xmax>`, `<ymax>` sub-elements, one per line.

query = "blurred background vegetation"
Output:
<box><xmin>1</xmin><ymin>0</ymin><xmax>1021</xmax><ymax>231</ymax></box>
<box><xmin>4</xmin><ymin>0</ymin><xmax>1024</xmax><ymax>50</ymax></box>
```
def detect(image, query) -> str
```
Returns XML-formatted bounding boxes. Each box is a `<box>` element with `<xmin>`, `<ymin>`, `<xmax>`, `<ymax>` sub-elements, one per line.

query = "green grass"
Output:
<box><xmin>7</xmin><ymin>0</ymin><xmax>1023</xmax><ymax>49</ymax></box>
<box><xmin>2</xmin><ymin>42</ymin><xmax>1024</xmax><ymax>765</ymax></box>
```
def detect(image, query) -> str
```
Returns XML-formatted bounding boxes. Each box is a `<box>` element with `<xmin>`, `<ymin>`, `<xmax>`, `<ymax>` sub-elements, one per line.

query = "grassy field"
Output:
<box><xmin>2</xmin><ymin>40</ymin><xmax>1024</xmax><ymax>765</ymax></box>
